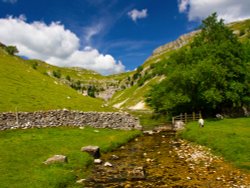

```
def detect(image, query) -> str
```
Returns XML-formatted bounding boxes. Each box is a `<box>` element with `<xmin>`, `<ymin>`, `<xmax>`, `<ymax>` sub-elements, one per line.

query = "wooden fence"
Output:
<box><xmin>172</xmin><ymin>112</ymin><xmax>202</xmax><ymax>125</ymax></box>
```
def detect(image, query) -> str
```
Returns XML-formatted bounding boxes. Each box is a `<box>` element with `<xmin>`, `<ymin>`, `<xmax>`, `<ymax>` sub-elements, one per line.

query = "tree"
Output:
<box><xmin>87</xmin><ymin>86</ymin><xmax>96</xmax><ymax>98</ymax></box>
<box><xmin>5</xmin><ymin>45</ymin><xmax>19</xmax><ymax>55</ymax></box>
<box><xmin>66</xmin><ymin>75</ymin><xmax>71</xmax><ymax>81</ymax></box>
<box><xmin>146</xmin><ymin>13</ymin><xmax>250</xmax><ymax>116</ymax></box>
<box><xmin>52</xmin><ymin>70</ymin><xmax>61</xmax><ymax>78</ymax></box>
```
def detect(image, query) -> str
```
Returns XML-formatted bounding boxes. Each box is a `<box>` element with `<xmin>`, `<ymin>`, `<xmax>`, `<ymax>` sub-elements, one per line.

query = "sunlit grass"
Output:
<box><xmin>0</xmin><ymin>127</ymin><xmax>141</xmax><ymax>187</ymax></box>
<box><xmin>180</xmin><ymin>117</ymin><xmax>250</xmax><ymax>170</ymax></box>
<box><xmin>0</xmin><ymin>50</ymin><xmax>112</xmax><ymax>112</ymax></box>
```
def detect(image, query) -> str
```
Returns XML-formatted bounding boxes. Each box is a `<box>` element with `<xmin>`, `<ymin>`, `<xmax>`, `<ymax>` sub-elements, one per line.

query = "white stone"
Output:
<box><xmin>94</xmin><ymin>159</ymin><xmax>102</xmax><ymax>164</ymax></box>
<box><xmin>43</xmin><ymin>155</ymin><xmax>67</xmax><ymax>165</ymax></box>
<box><xmin>76</xmin><ymin>179</ymin><xmax>86</xmax><ymax>184</ymax></box>
<box><xmin>104</xmin><ymin>162</ymin><xmax>113</xmax><ymax>167</ymax></box>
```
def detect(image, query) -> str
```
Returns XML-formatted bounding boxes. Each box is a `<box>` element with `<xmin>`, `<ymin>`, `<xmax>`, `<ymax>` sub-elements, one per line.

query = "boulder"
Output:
<box><xmin>43</xmin><ymin>155</ymin><xmax>67</xmax><ymax>165</ymax></box>
<box><xmin>81</xmin><ymin>146</ymin><xmax>100</xmax><ymax>158</ymax></box>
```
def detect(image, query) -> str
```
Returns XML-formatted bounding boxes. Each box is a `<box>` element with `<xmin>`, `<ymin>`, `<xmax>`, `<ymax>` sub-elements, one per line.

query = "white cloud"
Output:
<box><xmin>128</xmin><ymin>9</ymin><xmax>148</xmax><ymax>22</ymax></box>
<box><xmin>0</xmin><ymin>16</ymin><xmax>125</xmax><ymax>75</ymax></box>
<box><xmin>178</xmin><ymin>0</ymin><xmax>250</xmax><ymax>23</ymax></box>
<box><xmin>47</xmin><ymin>47</ymin><xmax>125</xmax><ymax>75</ymax></box>
<box><xmin>178</xmin><ymin>0</ymin><xmax>189</xmax><ymax>13</ymax></box>
<box><xmin>2</xmin><ymin>0</ymin><xmax>17</xmax><ymax>4</ymax></box>
<box><xmin>82</xmin><ymin>22</ymin><xmax>104</xmax><ymax>45</ymax></box>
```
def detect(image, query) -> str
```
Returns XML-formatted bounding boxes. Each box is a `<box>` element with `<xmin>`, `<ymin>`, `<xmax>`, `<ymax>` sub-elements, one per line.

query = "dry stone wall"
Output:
<box><xmin>0</xmin><ymin>110</ymin><xmax>141</xmax><ymax>131</ymax></box>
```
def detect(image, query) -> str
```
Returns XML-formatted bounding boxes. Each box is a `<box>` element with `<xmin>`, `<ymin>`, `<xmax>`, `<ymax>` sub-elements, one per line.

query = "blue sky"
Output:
<box><xmin>0</xmin><ymin>0</ymin><xmax>250</xmax><ymax>75</ymax></box>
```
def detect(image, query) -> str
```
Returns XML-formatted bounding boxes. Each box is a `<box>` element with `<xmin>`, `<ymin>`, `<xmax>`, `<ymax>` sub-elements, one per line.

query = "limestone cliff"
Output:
<box><xmin>152</xmin><ymin>30</ymin><xmax>199</xmax><ymax>57</ymax></box>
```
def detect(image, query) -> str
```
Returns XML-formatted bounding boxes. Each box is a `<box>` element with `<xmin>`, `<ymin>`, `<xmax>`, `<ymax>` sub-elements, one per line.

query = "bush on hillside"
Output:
<box><xmin>5</xmin><ymin>45</ymin><xmax>19</xmax><ymax>55</ymax></box>
<box><xmin>52</xmin><ymin>70</ymin><xmax>61</xmax><ymax>78</ymax></box>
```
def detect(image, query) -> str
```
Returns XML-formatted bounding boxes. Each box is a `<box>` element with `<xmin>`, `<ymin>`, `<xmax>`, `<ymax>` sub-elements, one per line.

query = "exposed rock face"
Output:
<box><xmin>43</xmin><ymin>155</ymin><xmax>67</xmax><ymax>165</ymax></box>
<box><xmin>96</xmin><ymin>86</ymin><xmax>118</xmax><ymax>101</ymax></box>
<box><xmin>152</xmin><ymin>30</ymin><xmax>200</xmax><ymax>57</ymax></box>
<box><xmin>81</xmin><ymin>146</ymin><xmax>101</xmax><ymax>158</ymax></box>
<box><xmin>0</xmin><ymin>110</ymin><xmax>142</xmax><ymax>131</ymax></box>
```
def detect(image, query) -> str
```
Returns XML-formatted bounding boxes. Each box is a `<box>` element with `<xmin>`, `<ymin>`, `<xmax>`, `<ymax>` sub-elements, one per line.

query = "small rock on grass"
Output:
<box><xmin>76</xmin><ymin>179</ymin><xmax>86</xmax><ymax>184</ymax></box>
<box><xmin>81</xmin><ymin>146</ymin><xmax>101</xmax><ymax>158</ymax></box>
<box><xmin>43</xmin><ymin>155</ymin><xmax>67</xmax><ymax>165</ymax></box>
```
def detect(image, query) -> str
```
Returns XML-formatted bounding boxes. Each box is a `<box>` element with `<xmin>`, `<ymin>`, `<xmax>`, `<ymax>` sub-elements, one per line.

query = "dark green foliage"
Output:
<box><xmin>137</xmin><ymin>71</ymin><xmax>154</xmax><ymax>86</ymax></box>
<box><xmin>132</xmin><ymin>72</ymin><xmax>141</xmax><ymax>80</ymax></box>
<box><xmin>146</xmin><ymin>13</ymin><xmax>250</xmax><ymax>116</ymax></box>
<box><xmin>121</xmin><ymin>85</ymin><xmax>126</xmax><ymax>90</ymax></box>
<box><xmin>87</xmin><ymin>85</ymin><xmax>96</xmax><ymax>98</ymax></box>
<box><xmin>52</xmin><ymin>70</ymin><xmax>61</xmax><ymax>78</ymax></box>
<box><xmin>137</xmin><ymin>65</ymin><xmax>143</xmax><ymax>72</ymax></box>
<box><xmin>65</xmin><ymin>75</ymin><xmax>71</xmax><ymax>81</ymax></box>
<box><xmin>70</xmin><ymin>80</ymin><xmax>82</xmax><ymax>90</ymax></box>
<box><xmin>131</xmin><ymin>65</ymin><xmax>143</xmax><ymax>82</ymax></box>
<box><xmin>239</xmin><ymin>29</ymin><xmax>245</xmax><ymax>36</ymax></box>
<box><xmin>5</xmin><ymin>45</ymin><xmax>18</xmax><ymax>55</ymax></box>
<box><xmin>32</xmin><ymin>62</ymin><xmax>38</xmax><ymax>70</ymax></box>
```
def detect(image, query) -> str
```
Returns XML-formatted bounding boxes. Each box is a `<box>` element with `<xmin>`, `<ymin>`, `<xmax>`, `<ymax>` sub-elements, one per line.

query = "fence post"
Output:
<box><xmin>199</xmin><ymin>111</ymin><xmax>202</xmax><ymax>118</ymax></box>
<box><xmin>172</xmin><ymin>117</ymin><xmax>175</xmax><ymax>125</ymax></box>
<box><xmin>192</xmin><ymin>112</ymin><xmax>195</xmax><ymax>121</ymax></box>
<box><xmin>185</xmin><ymin>113</ymin><xmax>187</xmax><ymax>124</ymax></box>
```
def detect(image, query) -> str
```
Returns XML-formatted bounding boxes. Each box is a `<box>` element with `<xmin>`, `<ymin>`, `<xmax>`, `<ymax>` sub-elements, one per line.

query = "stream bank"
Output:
<box><xmin>83</xmin><ymin>129</ymin><xmax>250</xmax><ymax>187</ymax></box>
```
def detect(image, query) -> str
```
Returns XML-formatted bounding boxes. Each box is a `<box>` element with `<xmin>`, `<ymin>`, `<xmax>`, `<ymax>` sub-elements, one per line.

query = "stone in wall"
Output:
<box><xmin>0</xmin><ymin>110</ymin><xmax>142</xmax><ymax>131</ymax></box>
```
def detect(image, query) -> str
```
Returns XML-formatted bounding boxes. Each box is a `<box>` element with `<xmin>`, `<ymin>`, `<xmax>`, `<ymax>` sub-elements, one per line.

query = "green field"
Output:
<box><xmin>0</xmin><ymin>127</ymin><xmax>140</xmax><ymax>187</ymax></box>
<box><xmin>0</xmin><ymin>48</ymin><xmax>113</xmax><ymax>112</ymax></box>
<box><xmin>180</xmin><ymin>117</ymin><xmax>250</xmax><ymax>170</ymax></box>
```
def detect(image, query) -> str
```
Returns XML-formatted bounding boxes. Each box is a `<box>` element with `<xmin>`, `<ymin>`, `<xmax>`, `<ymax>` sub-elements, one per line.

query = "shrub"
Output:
<box><xmin>52</xmin><ymin>70</ymin><xmax>61</xmax><ymax>78</ymax></box>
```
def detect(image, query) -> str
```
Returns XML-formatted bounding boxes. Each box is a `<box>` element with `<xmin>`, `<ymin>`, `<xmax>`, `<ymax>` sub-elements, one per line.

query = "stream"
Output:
<box><xmin>83</xmin><ymin>128</ymin><xmax>250</xmax><ymax>188</ymax></box>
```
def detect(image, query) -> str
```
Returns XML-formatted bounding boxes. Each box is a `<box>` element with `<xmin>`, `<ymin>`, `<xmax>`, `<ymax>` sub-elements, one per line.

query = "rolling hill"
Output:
<box><xmin>0</xmin><ymin>45</ymin><xmax>112</xmax><ymax>112</ymax></box>
<box><xmin>1</xmin><ymin>18</ymin><xmax>249</xmax><ymax>113</ymax></box>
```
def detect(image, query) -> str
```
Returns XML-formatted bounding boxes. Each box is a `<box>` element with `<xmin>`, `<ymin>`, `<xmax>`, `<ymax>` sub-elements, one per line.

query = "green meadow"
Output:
<box><xmin>0</xmin><ymin>127</ymin><xmax>141</xmax><ymax>187</ymax></box>
<box><xmin>0</xmin><ymin>48</ymin><xmax>112</xmax><ymax>112</ymax></box>
<box><xmin>180</xmin><ymin>117</ymin><xmax>250</xmax><ymax>170</ymax></box>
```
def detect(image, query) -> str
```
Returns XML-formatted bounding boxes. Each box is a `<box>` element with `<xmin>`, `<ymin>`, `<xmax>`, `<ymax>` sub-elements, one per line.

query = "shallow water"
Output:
<box><xmin>84</xmin><ymin>130</ymin><xmax>250</xmax><ymax>188</ymax></box>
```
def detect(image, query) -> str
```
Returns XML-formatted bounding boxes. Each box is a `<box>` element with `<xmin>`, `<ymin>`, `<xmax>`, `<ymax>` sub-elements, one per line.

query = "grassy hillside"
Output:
<box><xmin>180</xmin><ymin>117</ymin><xmax>250</xmax><ymax>171</ymax></box>
<box><xmin>109</xmin><ymin>19</ymin><xmax>250</xmax><ymax>111</ymax></box>
<box><xmin>0</xmin><ymin>127</ymin><xmax>140</xmax><ymax>187</ymax></box>
<box><xmin>24</xmin><ymin>59</ymin><xmax>130</xmax><ymax>100</ymax></box>
<box><xmin>0</xmin><ymin>47</ymin><xmax>112</xmax><ymax>112</ymax></box>
<box><xmin>109</xmin><ymin>76</ymin><xmax>163</xmax><ymax>110</ymax></box>
<box><xmin>1</xmin><ymin>19</ymin><xmax>249</xmax><ymax>112</ymax></box>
